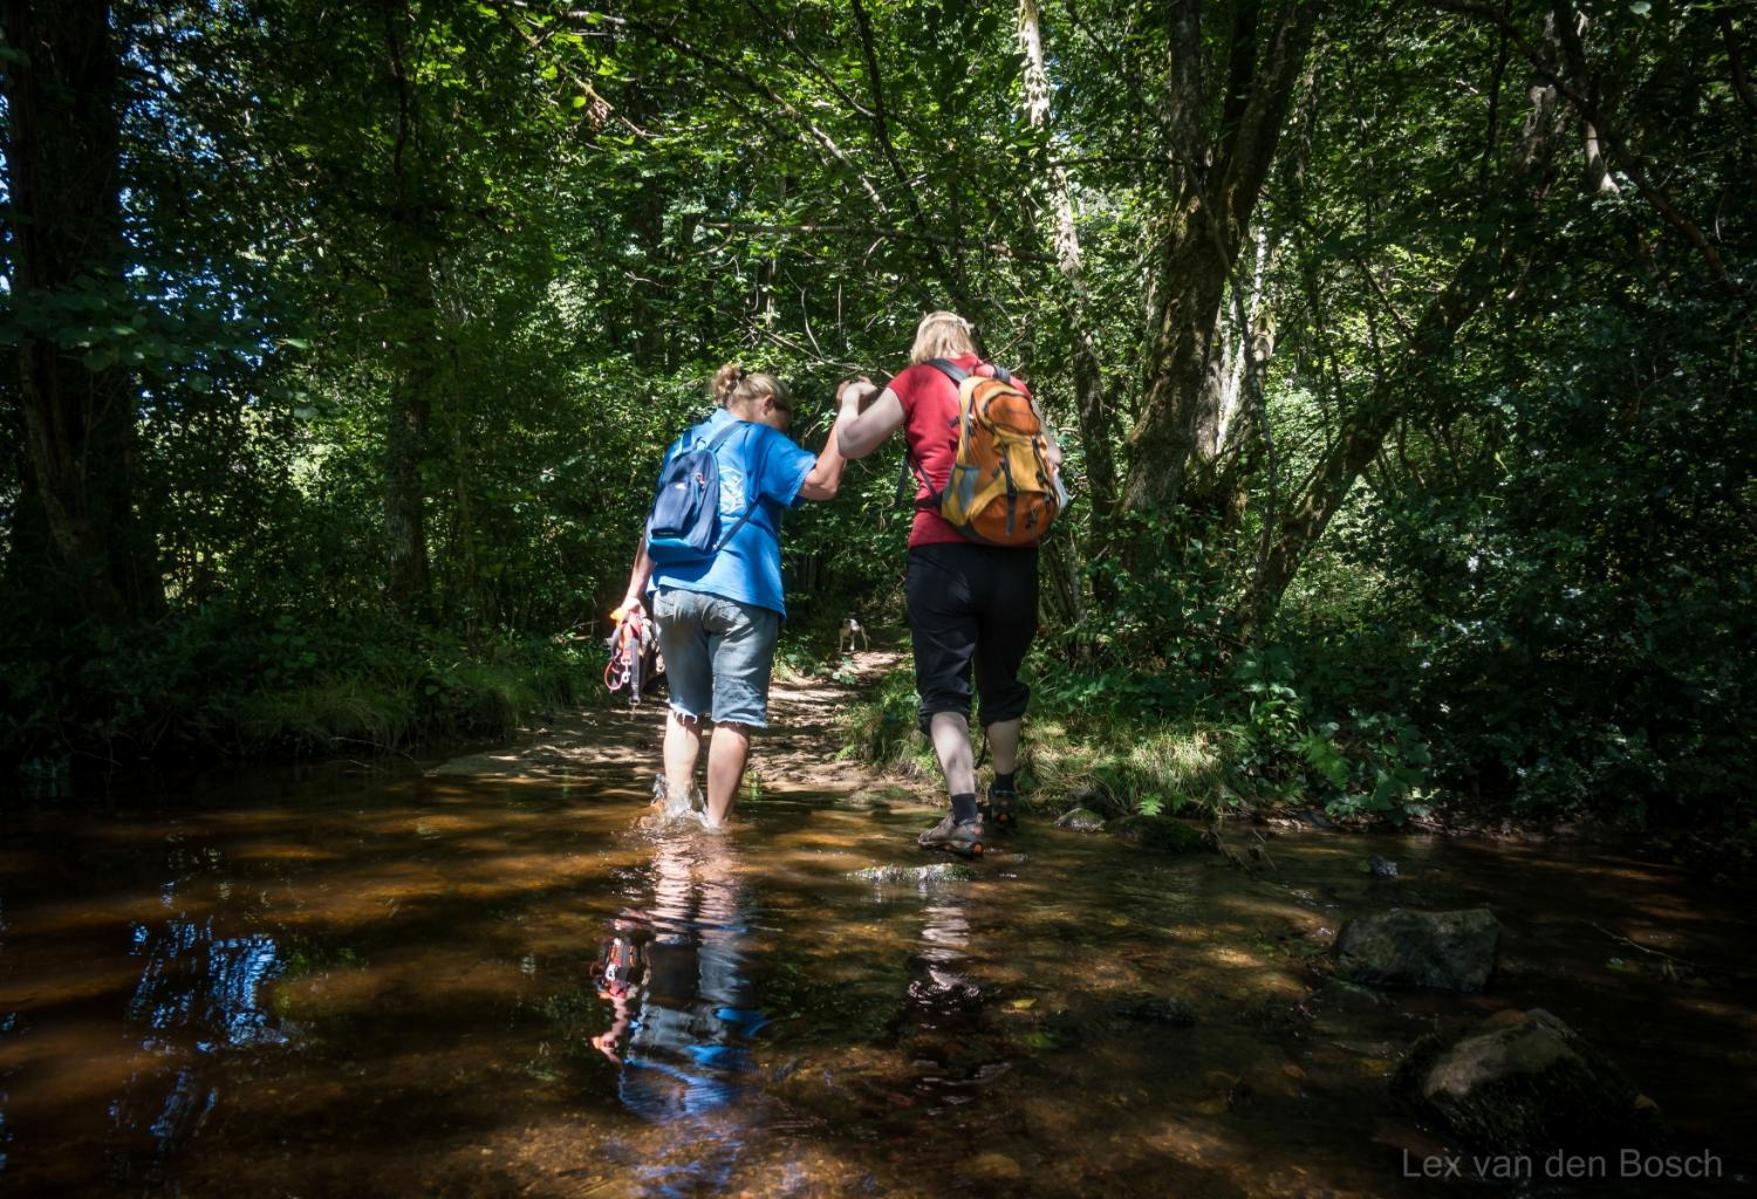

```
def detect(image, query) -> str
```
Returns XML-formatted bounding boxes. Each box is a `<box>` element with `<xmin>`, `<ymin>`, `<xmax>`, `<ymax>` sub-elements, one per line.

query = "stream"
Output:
<box><xmin>1</xmin><ymin>750</ymin><xmax>1753</xmax><ymax>1196</ymax></box>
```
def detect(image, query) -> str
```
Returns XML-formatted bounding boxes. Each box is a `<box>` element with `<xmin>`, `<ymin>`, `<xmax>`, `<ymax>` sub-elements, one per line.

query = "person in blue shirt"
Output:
<box><xmin>617</xmin><ymin>362</ymin><xmax>859</xmax><ymax>829</ymax></box>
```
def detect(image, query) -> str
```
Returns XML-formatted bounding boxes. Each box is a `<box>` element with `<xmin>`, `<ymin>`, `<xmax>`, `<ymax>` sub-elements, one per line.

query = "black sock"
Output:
<box><xmin>951</xmin><ymin>792</ymin><xmax>979</xmax><ymax>824</ymax></box>
<box><xmin>993</xmin><ymin>771</ymin><xmax>1016</xmax><ymax>793</ymax></box>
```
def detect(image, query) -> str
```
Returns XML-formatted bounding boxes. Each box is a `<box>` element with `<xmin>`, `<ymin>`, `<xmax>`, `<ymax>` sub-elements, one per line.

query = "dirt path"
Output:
<box><xmin>428</xmin><ymin>648</ymin><xmax>922</xmax><ymax>802</ymax></box>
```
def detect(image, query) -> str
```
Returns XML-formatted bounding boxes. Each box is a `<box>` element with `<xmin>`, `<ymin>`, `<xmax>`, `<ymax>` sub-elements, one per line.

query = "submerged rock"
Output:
<box><xmin>1334</xmin><ymin>907</ymin><xmax>1500</xmax><ymax>992</ymax></box>
<box><xmin>1108</xmin><ymin>814</ymin><xmax>1209</xmax><ymax>853</ymax></box>
<box><xmin>1395</xmin><ymin>1009</ymin><xmax>1649</xmax><ymax>1151</ymax></box>
<box><xmin>1368</xmin><ymin>854</ymin><xmax>1399</xmax><ymax>878</ymax></box>
<box><xmin>962</xmin><ymin>1152</ymin><xmax>1023</xmax><ymax>1182</ymax></box>
<box><xmin>1106</xmin><ymin>993</ymin><xmax>1197</xmax><ymax>1026</ymax></box>
<box><xmin>1054</xmin><ymin>807</ymin><xmax>1106</xmax><ymax>832</ymax></box>
<box><xmin>848</xmin><ymin>862</ymin><xmax>979</xmax><ymax>887</ymax></box>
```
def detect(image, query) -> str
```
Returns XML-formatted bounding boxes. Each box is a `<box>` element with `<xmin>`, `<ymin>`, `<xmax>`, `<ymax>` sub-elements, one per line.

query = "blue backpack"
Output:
<box><xmin>645</xmin><ymin>420</ymin><xmax>759</xmax><ymax>566</ymax></box>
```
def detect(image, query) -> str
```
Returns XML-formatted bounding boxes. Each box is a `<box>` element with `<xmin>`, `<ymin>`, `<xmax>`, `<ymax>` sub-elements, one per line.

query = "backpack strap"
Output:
<box><xmin>708</xmin><ymin>422</ymin><xmax>763</xmax><ymax>551</ymax></box>
<box><xmin>928</xmin><ymin>357</ymin><xmax>1014</xmax><ymax>386</ymax></box>
<box><xmin>700</xmin><ymin>419</ymin><xmax>747</xmax><ymax>452</ymax></box>
<box><xmin>925</xmin><ymin>357</ymin><xmax>968</xmax><ymax>387</ymax></box>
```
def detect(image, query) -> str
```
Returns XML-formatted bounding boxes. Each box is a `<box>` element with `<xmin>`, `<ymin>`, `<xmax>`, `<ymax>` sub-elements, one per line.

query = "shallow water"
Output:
<box><xmin>1</xmin><ymin>762</ymin><xmax>1753</xmax><ymax>1196</ymax></box>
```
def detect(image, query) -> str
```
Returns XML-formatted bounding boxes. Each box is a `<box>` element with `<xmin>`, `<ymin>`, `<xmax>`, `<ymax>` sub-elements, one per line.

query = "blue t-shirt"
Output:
<box><xmin>648</xmin><ymin>408</ymin><xmax>816</xmax><ymax>618</ymax></box>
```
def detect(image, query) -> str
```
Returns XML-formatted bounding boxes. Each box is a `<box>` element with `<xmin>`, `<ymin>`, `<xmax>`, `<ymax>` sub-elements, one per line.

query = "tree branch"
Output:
<box><xmin>846</xmin><ymin>0</ymin><xmax>969</xmax><ymax>309</ymax></box>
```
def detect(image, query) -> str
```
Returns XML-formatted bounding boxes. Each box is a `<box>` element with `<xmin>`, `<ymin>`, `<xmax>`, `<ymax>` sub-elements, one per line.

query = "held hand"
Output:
<box><xmin>612</xmin><ymin>596</ymin><xmax>645</xmax><ymax>623</ymax></box>
<box><xmin>838</xmin><ymin>377</ymin><xmax>879</xmax><ymax>415</ymax></box>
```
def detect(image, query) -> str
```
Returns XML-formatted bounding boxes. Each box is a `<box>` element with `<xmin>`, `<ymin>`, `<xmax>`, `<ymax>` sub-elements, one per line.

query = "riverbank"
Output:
<box><xmin>3</xmin><ymin>610</ymin><xmax>601</xmax><ymax>786</ymax></box>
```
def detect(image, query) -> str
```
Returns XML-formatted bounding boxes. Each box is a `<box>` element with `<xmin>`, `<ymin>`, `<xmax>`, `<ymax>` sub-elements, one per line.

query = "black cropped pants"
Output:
<box><xmin>904</xmin><ymin>542</ymin><xmax>1039</xmax><ymax>735</ymax></box>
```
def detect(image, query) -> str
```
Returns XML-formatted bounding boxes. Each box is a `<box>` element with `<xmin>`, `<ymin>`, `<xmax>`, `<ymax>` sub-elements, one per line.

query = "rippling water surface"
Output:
<box><xmin>1</xmin><ymin>762</ymin><xmax>1752</xmax><ymax>1196</ymax></box>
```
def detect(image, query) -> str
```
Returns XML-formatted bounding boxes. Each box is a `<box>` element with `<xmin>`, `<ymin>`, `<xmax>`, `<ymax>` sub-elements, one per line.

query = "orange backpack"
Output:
<box><xmin>908</xmin><ymin>359</ymin><xmax>1068</xmax><ymax>547</ymax></box>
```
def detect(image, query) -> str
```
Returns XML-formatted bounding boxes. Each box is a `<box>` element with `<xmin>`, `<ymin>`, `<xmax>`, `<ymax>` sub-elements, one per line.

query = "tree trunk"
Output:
<box><xmin>1120</xmin><ymin>0</ymin><xmax>1320</xmax><ymax>522</ymax></box>
<box><xmin>1017</xmin><ymin>0</ymin><xmax>1115</xmax><ymax>521</ymax></box>
<box><xmin>1243</xmin><ymin>241</ymin><xmax>1499</xmax><ymax>630</ymax></box>
<box><xmin>2</xmin><ymin>0</ymin><xmax>162</xmax><ymax>626</ymax></box>
<box><xmin>381</xmin><ymin>0</ymin><xmax>433</xmax><ymax>616</ymax></box>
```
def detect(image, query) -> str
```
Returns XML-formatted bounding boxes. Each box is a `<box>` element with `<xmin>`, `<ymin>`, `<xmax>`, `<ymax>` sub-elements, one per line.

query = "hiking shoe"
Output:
<box><xmin>982</xmin><ymin>783</ymin><xmax>1019</xmax><ymax>831</ymax></box>
<box><xmin>917</xmin><ymin>813</ymin><xmax>985</xmax><ymax>858</ymax></box>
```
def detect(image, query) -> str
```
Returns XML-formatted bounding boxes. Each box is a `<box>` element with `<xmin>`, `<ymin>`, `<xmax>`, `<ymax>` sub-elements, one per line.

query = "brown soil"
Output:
<box><xmin>427</xmin><ymin>648</ymin><xmax>929</xmax><ymax>804</ymax></box>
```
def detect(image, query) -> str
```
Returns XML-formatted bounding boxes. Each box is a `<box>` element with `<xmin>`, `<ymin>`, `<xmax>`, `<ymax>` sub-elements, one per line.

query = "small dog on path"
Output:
<box><xmin>838</xmin><ymin>617</ymin><xmax>869</xmax><ymax>655</ymax></box>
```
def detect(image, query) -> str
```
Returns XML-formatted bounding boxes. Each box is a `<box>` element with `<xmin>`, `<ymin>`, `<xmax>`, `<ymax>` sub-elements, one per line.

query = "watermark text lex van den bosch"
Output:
<box><xmin>1401</xmin><ymin>1148</ymin><xmax>1722</xmax><ymax>1183</ymax></box>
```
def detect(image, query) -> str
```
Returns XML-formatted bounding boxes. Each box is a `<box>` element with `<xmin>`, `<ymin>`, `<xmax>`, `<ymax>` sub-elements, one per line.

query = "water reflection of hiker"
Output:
<box><xmin>835</xmin><ymin>313</ymin><xmax>1062</xmax><ymax>856</ymax></box>
<box><xmin>616</xmin><ymin>364</ymin><xmax>862</xmax><ymax>828</ymax></box>
<box><xmin>590</xmin><ymin>833</ymin><xmax>763</xmax><ymax>1122</ymax></box>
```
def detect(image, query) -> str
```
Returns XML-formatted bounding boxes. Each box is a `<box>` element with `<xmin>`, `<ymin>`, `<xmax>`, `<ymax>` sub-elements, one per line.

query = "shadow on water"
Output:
<box><xmin>0</xmin><ymin>762</ymin><xmax>1753</xmax><ymax>1196</ymax></box>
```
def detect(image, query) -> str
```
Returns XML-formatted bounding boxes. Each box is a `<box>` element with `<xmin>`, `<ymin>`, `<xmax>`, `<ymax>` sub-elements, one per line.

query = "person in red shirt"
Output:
<box><xmin>837</xmin><ymin>312</ymin><xmax>1049</xmax><ymax>855</ymax></box>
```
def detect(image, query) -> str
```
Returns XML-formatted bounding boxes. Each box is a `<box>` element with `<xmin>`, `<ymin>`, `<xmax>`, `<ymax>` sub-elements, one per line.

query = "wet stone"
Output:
<box><xmin>1333</xmin><ymin>907</ymin><xmax>1500</xmax><ymax>992</ymax></box>
<box><xmin>1105</xmin><ymin>993</ymin><xmax>1198</xmax><ymax>1027</ymax></box>
<box><xmin>963</xmin><ymin>1151</ymin><xmax>1023</xmax><ymax>1182</ymax></box>
<box><xmin>1394</xmin><ymin>1008</ymin><xmax>1650</xmax><ymax>1152</ymax></box>
<box><xmin>1368</xmin><ymin>855</ymin><xmax>1399</xmax><ymax>878</ymax></box>
<box><xmin>1054</xmin><ymin>807</ymin><xmax>1106</xmax><ymax>832</ymax></box>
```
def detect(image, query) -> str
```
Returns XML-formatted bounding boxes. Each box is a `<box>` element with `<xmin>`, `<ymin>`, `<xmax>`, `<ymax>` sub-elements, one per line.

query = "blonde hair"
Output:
<box><xmin>712</xmin><ymin>361</ymin><xmax>790</xmax><ymax>414</ymax></box>
<box><xmin>909</xmin><ymin>311</ymin><xmax>977</xmax><ymax>364</ymax></box>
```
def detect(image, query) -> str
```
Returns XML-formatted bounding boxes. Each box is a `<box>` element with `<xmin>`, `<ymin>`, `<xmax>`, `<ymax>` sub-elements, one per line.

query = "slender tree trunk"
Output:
<box><xmin>2</xmin><ymin>0</ymin><xmax>162</xmax><ymax>625</ymax></box>
<box><xmin>382</xmin><ymin>0</ymin><xmax>432</xmax><ymax>615</ymax></box>
<box><xmin>1017</xmin><ymin>0</ymin><xmax>1115</xmax><ymax>521</ymax></box>
<box><xmin>1237</xmin><ymin>65</ymin><xmax>1567</xmax><ymax>631</ymax></box>
<box><xmin>1121</xmin><ymin>0</ymin><xmax>1319</xmax><ymax>522</ymax></box>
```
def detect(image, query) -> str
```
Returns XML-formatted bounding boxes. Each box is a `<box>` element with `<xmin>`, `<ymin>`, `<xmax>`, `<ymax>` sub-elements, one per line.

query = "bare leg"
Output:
<box><xmin>986</xmin><ymin>718</ymin><xmax>1021</xmax><ymax>776</ymax></box>
<box><xmin>663</xmin><ymin>710</ymin><xmax>702</xmax><ymax>804</ymax></box>
<box><xmin>929</xmin><ymin>711</ymin><xmax>977</xmax><ymax>798</ymax></box>
<box><xmin>705</xmin><ymin>722</ymin><xmax>753</xmax><ymax>827</ymax></box>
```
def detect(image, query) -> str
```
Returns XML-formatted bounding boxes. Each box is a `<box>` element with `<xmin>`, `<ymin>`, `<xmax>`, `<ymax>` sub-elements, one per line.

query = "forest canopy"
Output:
<box><xmin>2</xmin><ymin>0</ymin><xmax>1752</xmax><ymax>837</ymax></box>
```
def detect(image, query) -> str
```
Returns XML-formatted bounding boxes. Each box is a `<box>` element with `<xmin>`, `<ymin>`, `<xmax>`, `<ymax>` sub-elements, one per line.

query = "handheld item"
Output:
<box><xmin>605</xmin><ymin>605</ymin><xmax>657</xmax><ymax>704</ymax></box>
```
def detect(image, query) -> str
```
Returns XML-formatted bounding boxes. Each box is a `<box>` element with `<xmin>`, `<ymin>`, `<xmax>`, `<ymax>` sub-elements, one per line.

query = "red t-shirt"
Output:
<box><xmin>888</xmin><ymin>353</ymin><xmax>1033</xmax><ymax>548</ymax></box>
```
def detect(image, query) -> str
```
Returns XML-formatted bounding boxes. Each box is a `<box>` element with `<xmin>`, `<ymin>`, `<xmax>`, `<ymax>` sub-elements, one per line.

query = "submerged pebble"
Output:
<box><xmin>847</xmin><ymin>862</ymin><xmax>979</xmax><ymax>887</ymax></box>
<box><xmin>1107</xmin><ymin>993</ymin><xmax>1198</xmax><ymax>1026</ymax></box>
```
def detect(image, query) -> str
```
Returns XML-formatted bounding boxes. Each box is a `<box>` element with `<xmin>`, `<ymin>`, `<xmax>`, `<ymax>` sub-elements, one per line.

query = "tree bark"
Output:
<box><xmin>1121</xmin><ymin>0</ymin><xmax>1320</xmax><ymax>521</ymax></box>
<box><xmin>382</xmin><ymin>0</ymin><xmax>432</xmax><ymax>615</ymax></box>
<box><xmin>2</xmin><ymin>0</ymin><xmax>162</xmax><ymax>625</ymax></box>
<box><xmin>1017</xmin><ymin>0</ymin><xmax>1116</xmax><ymax>522</ymax></box>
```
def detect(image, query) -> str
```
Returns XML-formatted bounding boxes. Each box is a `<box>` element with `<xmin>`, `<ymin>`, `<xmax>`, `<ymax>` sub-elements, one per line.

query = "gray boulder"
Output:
<box><xmin>1395</xmin><ymin>1009</ymin><xmax>1648</xmax><ymax>1151</ymax></box>
<box><xmin>1334</xmin><ymin>907</ymin><xmax>1499</xmax><ymax>991</ymax></box>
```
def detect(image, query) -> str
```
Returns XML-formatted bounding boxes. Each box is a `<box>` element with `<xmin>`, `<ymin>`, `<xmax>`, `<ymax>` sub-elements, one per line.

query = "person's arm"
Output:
<box><xmin>836</xmin><ymin>379</ymin><xmax>905</xmax><ymax>460</ymax></box>
<box><xmin>796</xmin><ymin>387</ymin><xmax>866</xmax><ymax>500</ymax></box>
<box><xmin>616</xmin><ymin>538</ymin><xmax>654</xmax><ymax>618</ymax></box>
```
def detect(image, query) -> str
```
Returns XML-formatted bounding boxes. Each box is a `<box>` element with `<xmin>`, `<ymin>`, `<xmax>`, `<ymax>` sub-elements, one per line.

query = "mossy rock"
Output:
<box><xmin>1334</xmin><ymin>907</ymin><xmax>1499</xmax><ymax>992</ymax></box>
<box><xmin>1109</xmin><ymin>814</ymin><xmax>1210</xmax><ymax>853</ymax></box>
<box><xmin>1054</xmin><ymin>806</ymin><xmax>1106</xmax><ymax>832</ymax></box>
